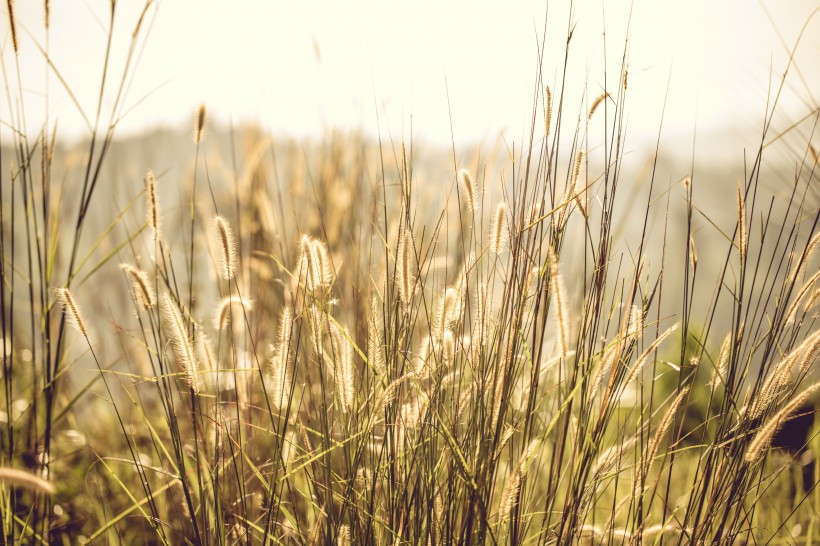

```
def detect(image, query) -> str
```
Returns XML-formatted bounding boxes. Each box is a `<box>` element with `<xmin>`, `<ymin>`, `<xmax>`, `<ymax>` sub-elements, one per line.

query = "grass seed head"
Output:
<box><xmin>544</xmin><ymin>86</ymin><xmax>552</xmax><ymax>138</ymax></box>
<box><xmin>458</xmin><ymin>168</ymin><xmax>478</xmax><ymax>213</ymax></box>
<box><xmin>489</xmin><ymin>202</ymin><xmax>508</xmax><ymax>255</ymax></box>
<box><xmin>737</xmin><ymin>182</ymin><xmax>747</xmax><ymax>263</ymax></box>
<box><xmin>213</xmin><ymin>216</ymin><xmax>237</xmax><ymax>281</ymax></box>
<box><xmin>0</xmin><ymin>467</ymin><xmax>54</xmax><ymax>495</ymax></box>
<box><xmin>5</xmin><ymin>1</ymin><xmax>17</xmax><ymax>54</ymax></box>
<box><xmin>120</xmin><ymin>264</ymin><xmax>155</xmax><ymax>310</ymax></box>
<box><xmin>55</xmin><ymin>288</ymin><xmax>87</xmax><ymax>337</ymax></box>
<box><xmin>588</xmin><ymin>92</ymin><xmax>609</xmax><ymax>120</ymax></box>
<box><xmin>745</xmin><ymin>381</ymin><xmax>820</xmax><ymax>462</ymax></box>
<box><xmin>162</xmin><ymin>293</ymin><xmax>201</xmax><ymax>394</ymax></box>
<box><xmin>145</xmin><ymin>169</ymin><xmax>160</xmax><ymax>241</ymax></box>
<box><xmin>194</xmin><ymin>103</ymin><xmax>207</xmax><ymax>144</ymax></box>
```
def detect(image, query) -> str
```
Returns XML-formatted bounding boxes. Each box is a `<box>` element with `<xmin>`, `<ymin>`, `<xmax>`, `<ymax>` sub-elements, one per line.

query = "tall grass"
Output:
<box><xmin>1</xmin><ymin>2</ymin><xmax>820</xmax><ymax>545</ymax></box>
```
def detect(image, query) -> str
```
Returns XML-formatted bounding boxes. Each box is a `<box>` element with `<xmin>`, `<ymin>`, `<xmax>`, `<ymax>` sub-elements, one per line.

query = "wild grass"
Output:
<box><xmin>1</xmin><ymin>2</ymin><xmax>820</xmax><ymax>545</ymax></box>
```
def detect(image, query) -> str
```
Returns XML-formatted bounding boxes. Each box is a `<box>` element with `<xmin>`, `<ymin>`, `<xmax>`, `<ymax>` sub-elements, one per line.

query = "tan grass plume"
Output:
<box><xmin>737</xmin><ymin>182</ymin><xmax>747</xmax><ymax>263</ymax></box>
<box><xmin>489</xmin><ymin>202</ymin><xmax>508</xmax><ymax>255</ymax></box>
<box><xmin>458</xmin><ymin>168</ymin><xmax>478</xmax><ymax>213</ymax></box>
<box><xmin>544</xmin><ymin>86</ymin><xmax>552</xmax><ymax>138</ymax></box>
<box><xmin>269</xmin><ymin>306</ymin><xmax>294</xmax><ymax>409</ymax></box>
<box><xmin>709</xmin><ymin>334</ymin><xmax>732</xmax><ymax>390</ymax></box>
<box><xmin>0</xmin><ymin>467</ymin><xmax>54</xmax><ymax>494</ymax></box>
<box><xmin>145</xmin><ymin>169</ymin><xmax>160</xmax><ymax>241</ymax></box>
<box><xmin>120</xmin><ymin>264</ymin><xmax>155</xmax><ymax>310</ymax></box>
<box><xmin>214</xmin><ymin>296</ymin><xmax>253</xmax><ymax>331</ymax></box>
<box><xmin>5</xmin><ymin>0</ymin><xmax>17</xmax><ymax>54</ymax></box>
<box><xmin>635</xmin><ymin>387</ymin><xmax>689</xmax><ymax>498</ymax></box>
<box><xmin>336</xmin><ymin>524</ymin><xmax>350</xmax><ymax>546</ymax></box>
<box><xmin>792</xmin><ymin>232</ymin><xmax>820</xmax><ymax>281</ymax></box>
<box><xmin>162</xmin><ymin>293</ymin><xmax>200</xmax><ymax>393</ymax></box>
<box><xmin>55</xmin><ymin>287</ymin><xmax>87</xmax><ymax>337</ymax></box>
<box><xmin>497</xmin><ymin>439</ymin><xmax>540</xmax><ymax>522</ymax></box>
<box><xmin>745</xmin><ymin>381</ymin><xmax>820</xmax><ymax>462</ymax></box>
<box><xmin>549</xmin><ymin>248</ymin><xmax>569</xmax><ymax>358</ymax></box>
<box><xmin>588</xmin><ymin>92</ymin><xmax>609</xmax><ymax>120</ymax></box>
<box><xmin>213</xmin><ymin>216</ymin><xmax>237</xmax><ymax>281</ymax></box>
<box><xmin>332</xmin><ymin>325</ymin><xmax>355</xmax><ymax>414</ymax></box>
<box><xmin>367</xmin><ymin>298</ymin><xmax>386</xmax><ymax>375</ymax></box>
<box><xmin>785</xmin><ymin>270</ymin><xmax>820</xmax><ymax>325</ymax></box>
<box><xmin>194</xmin><ymin>103</ymin><xmax>207</xmax><ymax>144</ymax></box>
<box><xmin>397</xmin><ymin>230</ymin><xmax>415</xmax><ymax>306</ymax></box>
<box><xmin>622</xmin><ymin>323</ymin><xmax>680</xmax><ymax>386</ymax></box>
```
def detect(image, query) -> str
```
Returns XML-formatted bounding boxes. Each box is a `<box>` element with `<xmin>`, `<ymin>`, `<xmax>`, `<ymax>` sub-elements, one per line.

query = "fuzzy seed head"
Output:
<box><xmin>549</xmin><ymin>249</ymin><xmax>569</xmax><ymax>358</ymax></box>
<box><xmin>214</xmin><ymin>296</ymin><xmax>253</xmax><ymax>331</ymax></box>
<box><xmin>0</xmin><ymin>467</ymin><xmax>54</xmax><ymax>494</ymax></box>
<box><xmin>544</xmin><ymin>86</ymin><xmax>552</xmax><ymax>138</ymax></box>
<box><xmin>710</xmin><ymin>334</ymin><xmax>732</xmax><ymax>390</ymax></box>
<box><xmin>785</xmin><ymin>270</ymin><xmax>820</xmax><ymax>326</ymax></box>
<box><xmin>331</xmin><ymin>325</ymin><xmax>355</xmax><ymax>414</ymax></box>
<box><xmin>624</xmin><ymin>323</ymin><xmax>680</xmax><ymax>386</ymax></box>
<box><xmin>194</xmin><ymin>103</ymin><xmax>207</xmax><ymax>144</ymax></box>
<box><xmin>458</xmin><ymin>168</ymin><xmax>478</xmax><ymax>213</ymax></box>
<box><xmin>213</xmin><ymin>216</ymin><xmax>237</xmax><ymax>281</ymax></box>
<box><xmin>737</xmin><ymin>182</ymin><xmax>747</xmax><ymax>262</ymax></box>
<box><xmin>367</xmin><ymin>299</ymin><xmax>386</xmax><ymax>375</ymax></box>
<box><xmin>689</xmin><ymin>235</ymin><xmax>697</xmax><ymax>268</ymax></box>
<box><xmin>792</xmin><ymin>232</ymin><xmax>820</xmax><ymax>281</ymax></box>
<box><xmin>337</xmin><ymin>525</ymin><xmax>350</xmax><ymax>546</ymax></box>
<box><xmin>145</xmin><ymin>170</ymin><xmax>160</xmax><ymax>241</ymax></box>
<box><xmin>162</xmin><ymin>293</ymin><xmax>200</xmax><ymax>394</ymax></box>
<box><xmin>6</xmin><ymin>1</ymin><xmax>17</xmax><ymax>54</ymax></box>
<box><xmin>55</xmin><ymin>288</ymin><xmax>88</xmax><ymax>337</ymax></box>
<box><xmin>745</xmin><ymin>381</ymin><xmax>820</xmax><ymax>462</ymax></box>
<box><xmin>120</xmin><ymin>264</ymin><xmax>155</xmax><ymax>310</ymax></box>
<box><xmin>268</xmin><ymin>307</ymin><xmax>294</xmax><ymax>408</ymax></box>
<box><xmin>397</xmin><ymin>230</ymin><xmax>415</xmax><ymax>306</ymax></box>
<box><xmin>626</xmin><ymin>305</ymin><xmax>644</xmax><ymax>340</ymax></box>
<box><xmin>588</xmin><ymin>92</ymin><xmax>609</xmax><ymax>120</ymax></box>
<box><xmin>489</xmin><ymin>202</ymin><xmax>508</xmax><ymax>255</ymax></box>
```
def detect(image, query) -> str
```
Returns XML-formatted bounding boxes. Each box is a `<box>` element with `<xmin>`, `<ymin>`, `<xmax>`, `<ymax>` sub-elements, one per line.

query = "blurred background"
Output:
<box><xmin>1</xmin><ymin>0</ymin><xmax>818</xmax><ymax>361</ymax></box>
<box><xmin>4</xmin><ymin>0</ymin><xmax>818</xmax><ymax>150</ymax></box>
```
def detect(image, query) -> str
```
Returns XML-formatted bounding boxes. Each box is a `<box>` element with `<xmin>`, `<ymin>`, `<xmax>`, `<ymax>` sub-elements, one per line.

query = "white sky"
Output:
<box><xmin>3</xmin><ymin>1</ymin><xmax>818</xmax><ymax>147</ymax></box>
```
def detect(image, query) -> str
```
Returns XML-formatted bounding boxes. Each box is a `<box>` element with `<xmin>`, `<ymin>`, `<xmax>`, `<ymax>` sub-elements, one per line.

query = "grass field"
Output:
<box><xmin>1</xmin><ymin>2</ymin><xmax>820</xmax><ymax>544</ymax></box>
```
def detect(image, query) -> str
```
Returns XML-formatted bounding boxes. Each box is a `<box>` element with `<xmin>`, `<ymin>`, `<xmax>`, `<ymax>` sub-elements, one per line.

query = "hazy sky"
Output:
<box><xmin>3</xmin><ymin>1</ymin><xmax>818</xmax><ymax>147</ymax></box>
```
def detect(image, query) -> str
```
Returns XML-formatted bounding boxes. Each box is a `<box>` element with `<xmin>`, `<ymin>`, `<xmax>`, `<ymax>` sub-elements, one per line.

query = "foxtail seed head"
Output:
<box><xmin>55</xmin><ymin>288</ymin><xmax>87</xmax><ymax>337</ymax></box>
<box><xmin>120</xmin><ymin>264</ymin><xmax>155</xmax><ymax>310</ymax></box>
<box><xmin>489</xmin><ymin>202</ymin><xmax>508</xmax><ymax>255</ymax></box>
<box><xmin>162</xmin><ymin>293</ymin><xmax>200</xmax><ymax>394</ymax></box>
<box><xmin>145</xmin><ymin>170</ymin><xmax>160</xmax><ymax>241</ymax></box>
<box><xmin>0</xmin><ymin>467</ymin><xmax>54</xmax><ymax>494</ymax></box>
<box><xmin>194</xmin><ymin>104</ymin><xmax>207</xmax><ymax>144</ymax></box>
<box><xmin>588</xmin><ymin>92</ymin><xmax>609</xmax><ymax>120</ymax></box>
<box><xmin>458</xmin><ymin>168</ymin><xmax>478</xmax><ymax>213</ymax></box>
<box><xmin>213</xmin><ymin>216</ymin><xmax>237</xmax><ymax>281</ymax></box>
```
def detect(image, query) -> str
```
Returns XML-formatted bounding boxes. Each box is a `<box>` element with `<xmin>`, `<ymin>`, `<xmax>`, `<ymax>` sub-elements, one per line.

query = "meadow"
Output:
<box><xmin>1</xmin><ymin>2</ymin><xmax>820</xmax><ymax>544</ymax></box>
